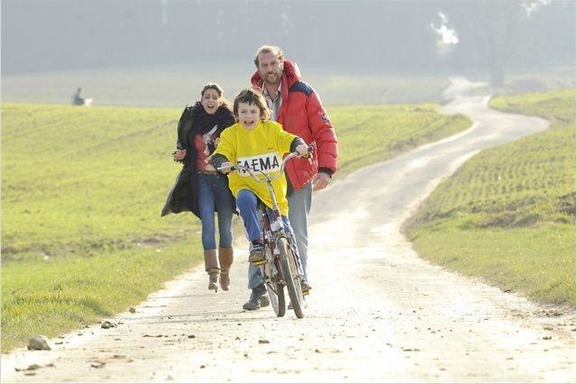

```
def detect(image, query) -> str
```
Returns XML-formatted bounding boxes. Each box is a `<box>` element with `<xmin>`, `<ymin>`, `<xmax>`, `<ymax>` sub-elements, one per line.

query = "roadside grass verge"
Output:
<box><xmin>404</xmin><ymin>89</ymin><xmax>576</xmax><ymax>307</ymax></box>
<box><xmin>1</xmin><ymin>241</ymin><xmax>197</xmax><ymax>351</ymax></box>
<box><xmin>404</xmin><ymin>223</ymin><xmax>573</xmax><ymax>306</ymax></box>
<box><xmin>1</xmin><ymin>101</ymin><xmax>470</xmax><ymax>353</ymax></box>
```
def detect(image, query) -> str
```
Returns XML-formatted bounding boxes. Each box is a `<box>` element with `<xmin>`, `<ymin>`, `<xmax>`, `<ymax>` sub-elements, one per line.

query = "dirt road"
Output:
<box><xmin>2</xmin><ymin>78</ymin><xmax>575</xmax><ymax>383</ymax></box>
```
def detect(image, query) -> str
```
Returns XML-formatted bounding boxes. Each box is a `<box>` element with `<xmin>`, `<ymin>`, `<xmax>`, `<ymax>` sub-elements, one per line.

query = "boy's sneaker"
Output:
<box><xmin>301</xmin><ymin>280</ymin><xmax>312</xmax><ymax>295</ymax></box>
<box><xmin>242</xmin><ymin>284</ymin><xmax>269</xmax><ymax>310</ymax></box>
<box><xmin>248</xmin><ymin>242</ymin><xmax>266</xmax><ymax>266</ymax></box>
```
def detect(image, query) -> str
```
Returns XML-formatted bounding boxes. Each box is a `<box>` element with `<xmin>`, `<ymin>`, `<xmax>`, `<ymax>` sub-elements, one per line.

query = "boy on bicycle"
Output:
<box><xmin>211</xmin><ymin>88</ymin><xmax>310</xmax><ymax>310</ymax></box>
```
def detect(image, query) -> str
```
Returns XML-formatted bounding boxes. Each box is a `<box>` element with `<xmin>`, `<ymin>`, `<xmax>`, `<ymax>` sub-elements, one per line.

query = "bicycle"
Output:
<box><xmin>218</xmin><ymin>148</ymin><xmax>311</xmax><ymax>319</ymax></box>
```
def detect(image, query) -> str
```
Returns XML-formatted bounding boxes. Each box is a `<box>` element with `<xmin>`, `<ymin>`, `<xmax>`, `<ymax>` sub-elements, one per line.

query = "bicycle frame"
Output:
<box><xmin>219</xmin><ymin>150</ymin><xmax>308</xmax><ymax>318</ymax></box>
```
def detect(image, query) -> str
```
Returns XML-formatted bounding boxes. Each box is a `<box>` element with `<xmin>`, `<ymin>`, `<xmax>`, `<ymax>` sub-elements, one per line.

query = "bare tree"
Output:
<box><xmin>443</xmin><ymin>0</ymin><xmax>558</xmax><ymax>86</ymax></box>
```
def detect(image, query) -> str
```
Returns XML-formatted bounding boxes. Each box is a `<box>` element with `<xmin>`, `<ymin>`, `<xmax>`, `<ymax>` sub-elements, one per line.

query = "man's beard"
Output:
<box><xmin>264</xmin><ymin>72</ymin><xmax>281</xmax><ymax>86</ymax></box>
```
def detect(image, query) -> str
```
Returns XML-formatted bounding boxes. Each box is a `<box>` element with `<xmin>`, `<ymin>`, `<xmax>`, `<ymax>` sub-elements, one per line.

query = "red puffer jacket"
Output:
<box><xmin>251</xmin><ymin>60</ymin><xmax>338</xmax><ymax>191</ymax></box>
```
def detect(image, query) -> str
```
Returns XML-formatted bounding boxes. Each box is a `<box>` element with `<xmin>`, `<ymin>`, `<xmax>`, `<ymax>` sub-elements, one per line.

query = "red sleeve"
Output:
<box><xmin>306</xmin><ymin>92</ymin><xmax>338</xmax><ymax>174</ymax></box>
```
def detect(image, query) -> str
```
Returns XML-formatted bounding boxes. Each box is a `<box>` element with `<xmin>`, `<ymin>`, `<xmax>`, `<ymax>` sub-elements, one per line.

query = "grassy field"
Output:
<box><xmin>404</xmin><ymin>88</ymin><xmax>576</xmax><ymax>307</ymax></box>
<box><xmin>3</xmin><ymin>66</ymin><xmax>572</xmax><ymax>108</ymax></box>
<box><xmin>1</xmin><ymin>101</ymin><xmax>471</xmax><ymax>353</ymax></box>
<box><xmin>1</xmin><ymin>66</ymin><xmax>452</xmax><ymax>107</ymax></box>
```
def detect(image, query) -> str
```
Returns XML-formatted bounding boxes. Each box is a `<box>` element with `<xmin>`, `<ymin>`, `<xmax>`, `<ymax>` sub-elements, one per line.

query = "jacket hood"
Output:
<box><xmin>250</xmin><ymin>59</ymin><xmax>301</xmax><ymax>89</ymax></box>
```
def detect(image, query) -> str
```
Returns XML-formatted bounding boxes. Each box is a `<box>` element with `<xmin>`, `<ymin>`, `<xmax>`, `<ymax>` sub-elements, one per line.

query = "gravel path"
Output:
<box><xmin>1</xmin><ymin>77</ymin><xmax>575</xmax><ymax>383</ymax></box>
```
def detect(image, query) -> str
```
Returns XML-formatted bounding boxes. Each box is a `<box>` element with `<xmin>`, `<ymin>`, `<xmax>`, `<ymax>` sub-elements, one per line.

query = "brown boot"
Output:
<box><xmin>218</xmin><ymin>247</ymin><xmax>234</xmax><ymax>291</ymax></box>
<box><xmin>204</xmin><ymin>250</ymin><xmax>219</xmax><ymax>292</ymax></box>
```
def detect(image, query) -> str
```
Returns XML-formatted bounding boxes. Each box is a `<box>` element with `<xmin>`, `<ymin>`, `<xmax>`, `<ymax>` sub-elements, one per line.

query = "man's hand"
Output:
<box><xmin>312</xmin><ymin>172</ymin><xmax>331</xmax><ymax>191</ymax></box>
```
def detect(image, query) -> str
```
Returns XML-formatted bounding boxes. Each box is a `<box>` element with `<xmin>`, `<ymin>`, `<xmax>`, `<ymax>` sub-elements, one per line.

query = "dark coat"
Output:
<box><xmin>161</xmin><ymin>102</ymin><xmax>236</xmax><ymax>218</ymax></box>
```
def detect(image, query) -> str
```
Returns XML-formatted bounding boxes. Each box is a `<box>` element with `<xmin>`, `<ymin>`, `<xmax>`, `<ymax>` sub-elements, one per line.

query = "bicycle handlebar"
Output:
<box><xmin>217</xmin><ymin>145</ymin><xmax>313</xmax><ymax>183</ymax></box>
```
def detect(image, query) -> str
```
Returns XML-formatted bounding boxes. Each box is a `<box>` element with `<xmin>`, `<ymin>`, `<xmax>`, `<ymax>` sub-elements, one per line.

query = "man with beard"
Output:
<box><xmin>241</xmin><ymin>45</ymin><xmax>339</xmax><ymax>310</ymax></box>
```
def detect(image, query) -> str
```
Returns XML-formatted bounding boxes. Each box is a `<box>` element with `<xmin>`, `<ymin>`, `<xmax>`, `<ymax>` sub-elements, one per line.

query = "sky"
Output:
<box><xmin>1</xmin><ymin>0</ymin><xmax>575</xmax><ymax>76</ymax></box>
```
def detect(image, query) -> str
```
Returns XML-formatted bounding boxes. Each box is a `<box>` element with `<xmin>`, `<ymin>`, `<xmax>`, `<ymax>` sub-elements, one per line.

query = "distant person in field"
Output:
<box><xmin>72</xmin><ymin>87</ymin><xmax>92</xmax><ymax>106</ymax></box>
<box><xmin>244</xmin><ymin>44</ymin><xmax>338</xmax><ymax>310</ymax></box>
<box><xmin>161</xmin><ymin>83</ymin><xmax>237</xmax><ymax>292</ymax></box>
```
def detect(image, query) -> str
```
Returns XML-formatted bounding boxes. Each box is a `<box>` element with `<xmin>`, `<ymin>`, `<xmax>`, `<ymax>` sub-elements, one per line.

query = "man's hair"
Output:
<box><xmin>253</xmin><ymin>45</ymin><xmax>284</xmax><ymax>67</ymax></box>
<box><xmin>233</xmin><ymin>88</ymin><xmax>271</xmax><ymax>121</ymax></box>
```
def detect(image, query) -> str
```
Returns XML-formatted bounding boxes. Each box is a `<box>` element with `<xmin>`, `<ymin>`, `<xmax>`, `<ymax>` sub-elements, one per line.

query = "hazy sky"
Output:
<box><xmin>2</xmin><ymin>0</ymin><xmax>575</xmax><ymax>77</ymax></box>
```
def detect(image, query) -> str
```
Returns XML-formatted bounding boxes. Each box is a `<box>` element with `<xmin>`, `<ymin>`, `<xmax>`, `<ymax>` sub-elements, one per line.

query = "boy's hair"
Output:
<box><xmin>233</xmin><ymin>88</ymin><xmax>271</xmax><ymax>121</ymax></box>
<box><xmin>254</xmin><ymin>45</ymin><xmax>284</xmax><ymax>67</ymax></box>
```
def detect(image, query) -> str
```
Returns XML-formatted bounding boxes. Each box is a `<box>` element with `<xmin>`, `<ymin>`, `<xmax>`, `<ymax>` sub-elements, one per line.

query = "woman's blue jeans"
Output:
<box><xmin>197</xmin><ymin>173</ymin><xmax>234</xmax><ymax>250</ymax></box>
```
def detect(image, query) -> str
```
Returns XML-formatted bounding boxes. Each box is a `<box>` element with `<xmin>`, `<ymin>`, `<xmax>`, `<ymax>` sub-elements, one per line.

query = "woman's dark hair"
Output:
<box><xmin>233</xmin><ymin>88</ymin><xmax>271</xmax><ymax>121</ymax></box>
<box><xmin>200</xmin><ymin>82</ymin><xmax>232</xmax><ymax>110</ymax></box>
<box><xmin>201</xmin><ymin>82</ymin><xmax>223</xmax><ymax>97</ymax></box>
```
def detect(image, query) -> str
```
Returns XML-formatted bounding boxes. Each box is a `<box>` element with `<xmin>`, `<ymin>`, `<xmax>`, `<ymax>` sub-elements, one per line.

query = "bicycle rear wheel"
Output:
<box><xmin>277</xmin><ymin>237</ymin><xmax>305</xmax><ymax>318</ymax></box>
<box><xmin>264</xmin><ymin>279</ymin><xmax>286</xmax><ymax>317</ymax></box>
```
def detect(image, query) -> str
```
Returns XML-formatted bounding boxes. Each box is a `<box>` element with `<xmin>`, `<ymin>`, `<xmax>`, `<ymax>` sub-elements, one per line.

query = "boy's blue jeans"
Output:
<box><xmin>197</xmin><ymin>173</ymin><xmax>234</xmax><ymax>250</ymax></box>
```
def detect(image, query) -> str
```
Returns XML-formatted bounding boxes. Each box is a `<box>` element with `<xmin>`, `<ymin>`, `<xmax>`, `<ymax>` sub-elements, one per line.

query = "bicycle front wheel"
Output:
<box><xmin>277</xmin><ymin>237</ymin><xmax>305</xmax><ymax>319</ymax></box>
<box><xmin>262</xmin><ymin>243</ymin><xmax>285</xmax><ymax>317</ymax></box>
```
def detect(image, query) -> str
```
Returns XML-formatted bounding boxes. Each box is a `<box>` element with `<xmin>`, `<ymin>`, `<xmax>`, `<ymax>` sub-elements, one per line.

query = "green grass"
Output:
<box><xmin>329</xmin><ymin>104</ymin><xmax>470</xmax><ymax>175</ymax></box>
<box><xmin>1</xmin><ymin>101</ymin><xmax>469</xmax><ymax>353</ymax></box>
<box><xmin>1</xmin><ymin>104</ymin><xmax>186</xmax><ymax>260</ymax></box>
<box><xmin>404</xmin><ymin>88</ymin><xmax>576</xmax><ymax>307</ymax></box>
<box><xmin>2</xmin><ymin>67</ymin><xmax>452</xmax><ymax>107</ymax></box>
<box><xmin>406</xmin><ymin>223</ymin><xmax>574</xmax><ymax>306</ymax></box>
<box><xmin>307</xmin><ymin>75</ymin><xmax>451</xmax><ymax>105</ymax></box>
<box><xmin>1</xmin><ymin>241</ymin><xmax>196</xmax><ymax>351</ymax></box>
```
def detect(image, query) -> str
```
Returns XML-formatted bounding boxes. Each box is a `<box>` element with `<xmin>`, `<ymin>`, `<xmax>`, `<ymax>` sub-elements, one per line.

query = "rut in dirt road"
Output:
<box><xmin>2</xmin><ymin>78</ymin><xmax>575</xmax><ymax>383</ymax></box>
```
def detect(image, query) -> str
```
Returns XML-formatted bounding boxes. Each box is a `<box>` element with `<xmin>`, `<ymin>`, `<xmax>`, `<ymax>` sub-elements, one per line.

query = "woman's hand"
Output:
<box><xmin>173</xmin><ymin>149</ymin><xmax>186</xmax><ymax>162</ymax></box>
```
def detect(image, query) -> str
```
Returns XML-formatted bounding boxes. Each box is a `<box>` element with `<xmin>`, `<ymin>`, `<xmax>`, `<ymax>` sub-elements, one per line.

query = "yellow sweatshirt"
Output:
<box><xmin>214</xmin><ymin>120</ymin><xmax>298</xmax><ymax>215</ymax></box>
